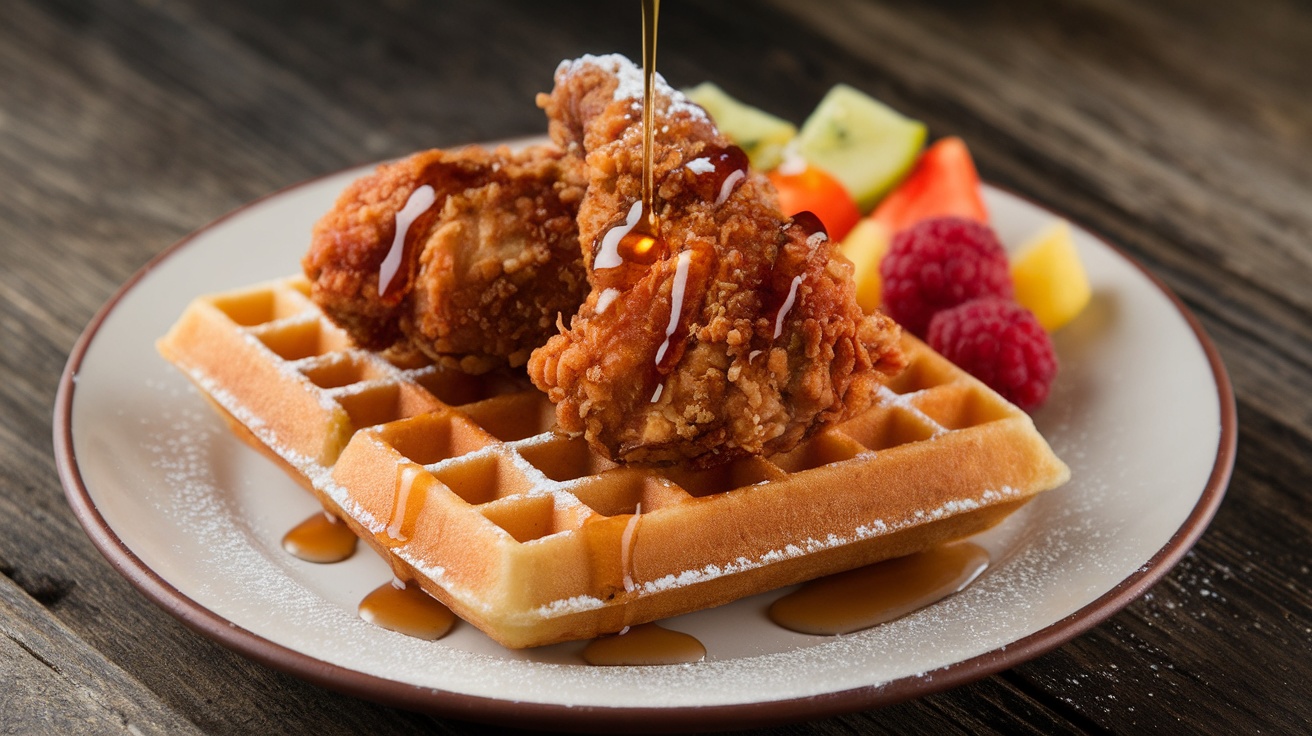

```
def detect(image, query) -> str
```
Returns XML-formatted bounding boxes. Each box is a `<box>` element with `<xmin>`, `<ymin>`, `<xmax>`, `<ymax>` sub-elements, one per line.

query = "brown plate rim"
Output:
<box><xmin>53</xmin><ymin>172</ymin><xmax>1236</xmax><ymax>733</ymax></box>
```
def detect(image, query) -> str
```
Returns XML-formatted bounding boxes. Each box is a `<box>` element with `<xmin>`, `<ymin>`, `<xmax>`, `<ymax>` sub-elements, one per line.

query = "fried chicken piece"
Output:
<box><xmin>528</xmin><ymin>55</ymin><xmax>906</xmax><ymax>467</ymax></box>
<box><xmin>304</xmin><ymin>144</ymin><xmax>588</xmax><ymax>373</ymax></box>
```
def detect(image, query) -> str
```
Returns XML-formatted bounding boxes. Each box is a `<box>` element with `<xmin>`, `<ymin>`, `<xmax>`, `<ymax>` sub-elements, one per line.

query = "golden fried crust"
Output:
<box><xmin>303</xmin><ymin>144</ymin><xmax>588</xmax><ymax>372</ymax></box>
<box><xmin>528</xmin><ymin>55</ymin><xmax>906</xmax><ymax>467</ymax></box>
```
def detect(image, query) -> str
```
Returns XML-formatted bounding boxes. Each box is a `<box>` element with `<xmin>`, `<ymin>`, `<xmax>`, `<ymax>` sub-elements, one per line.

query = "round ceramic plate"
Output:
<box><xmin>56</xmin><ymin>152</ymin><xmax>1235</xmax><ymax>731</ymax></box>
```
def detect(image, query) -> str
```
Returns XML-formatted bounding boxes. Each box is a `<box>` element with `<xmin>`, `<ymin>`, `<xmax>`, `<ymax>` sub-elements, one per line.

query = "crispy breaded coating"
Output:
<box><xmin>303</xmin><ymin>144</ymin><xmax>588</xmax><ymax>373</ymax></box>
<box><xmin>528</xmin><ymin>55</ymin><xmax>906</xmax><ymax>467</ymax></box>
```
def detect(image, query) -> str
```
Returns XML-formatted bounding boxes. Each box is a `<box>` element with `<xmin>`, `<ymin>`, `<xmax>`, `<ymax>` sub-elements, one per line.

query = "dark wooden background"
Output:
<box><xmin>2</xmin><ymin>0</ymin><xmax>1309</xmax><ymax>733</ymax></box>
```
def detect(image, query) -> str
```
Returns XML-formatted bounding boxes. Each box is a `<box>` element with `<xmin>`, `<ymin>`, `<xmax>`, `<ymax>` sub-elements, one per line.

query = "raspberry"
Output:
<box><xmin>927</xmin><ymin>298</ymin><xmax>1057</xmax><ymax>412</ymax></box>
<box><xmin>880</xmin><ymin>217</ymin><xmax>1014</xmax><ymax>336</ymax></box>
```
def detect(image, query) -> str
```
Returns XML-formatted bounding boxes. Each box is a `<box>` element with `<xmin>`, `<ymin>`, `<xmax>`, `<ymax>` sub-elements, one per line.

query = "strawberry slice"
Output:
<box><xmin>871</xmin><ymin>137</ymin><xmax>988</xmax><ymax>233</ymax></box>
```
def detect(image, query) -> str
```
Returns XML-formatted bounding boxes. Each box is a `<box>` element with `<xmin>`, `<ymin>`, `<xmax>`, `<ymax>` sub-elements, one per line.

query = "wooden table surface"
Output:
<box><xmin>3</xmin><ymin>0</ymin><xmax>1309</xmax><ymax>733</ymax></box>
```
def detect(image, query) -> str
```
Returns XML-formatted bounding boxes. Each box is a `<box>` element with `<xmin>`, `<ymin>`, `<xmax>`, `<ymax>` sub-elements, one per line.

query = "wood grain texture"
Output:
<box><xmin>0</xmin><ymin>0</ymin><xmax>1307</xmax><ymax>733</ymax></box>
<box><xmin>0</xmin><ymin>574</ymin><xmax>202</xmax><ymax>736</ymax></box>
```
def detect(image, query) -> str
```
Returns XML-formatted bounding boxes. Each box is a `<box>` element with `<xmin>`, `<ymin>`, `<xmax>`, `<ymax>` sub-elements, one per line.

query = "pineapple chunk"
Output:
<box><xmin>1011</xmin><ymin>220</ymin><xmax>1092</xmax><ymax>331</ymax></box>
<box><xmin>839</xmin><ymin>219</ymin><xmax>891</xmax><ymax>314</ymax></box>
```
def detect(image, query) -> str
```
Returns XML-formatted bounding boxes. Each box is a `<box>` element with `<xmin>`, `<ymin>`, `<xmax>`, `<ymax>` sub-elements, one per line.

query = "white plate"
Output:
<box><xmin>57</xmin><ymin>159</ymin><xmax>1234</xmax><ymax>729</ymax></box>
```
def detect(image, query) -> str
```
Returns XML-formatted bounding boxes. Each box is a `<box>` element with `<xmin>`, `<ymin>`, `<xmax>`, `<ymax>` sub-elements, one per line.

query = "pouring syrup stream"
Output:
<box><xmin>637</xmin><ymin>0</ymin><xmax>660</xmax><ymax>247</ymax></box>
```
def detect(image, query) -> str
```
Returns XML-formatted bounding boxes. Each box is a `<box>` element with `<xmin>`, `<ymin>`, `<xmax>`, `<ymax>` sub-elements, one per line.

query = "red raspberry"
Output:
<box><xmin>880</xmin><ymin>217</ymin><xmax>1014</xmax><ymax>336</ymax></box>
<box><xmin>927</xmin><ymin>298</ymin><xmax>1057</xmax><ymax>412</ymax></box>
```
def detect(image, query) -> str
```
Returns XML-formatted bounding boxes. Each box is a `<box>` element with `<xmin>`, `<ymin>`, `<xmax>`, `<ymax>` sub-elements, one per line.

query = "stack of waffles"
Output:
<box><xmin>158</xmin><ymin>276</ymin><xmax>1069</xmax><ymax>648</ymax></box>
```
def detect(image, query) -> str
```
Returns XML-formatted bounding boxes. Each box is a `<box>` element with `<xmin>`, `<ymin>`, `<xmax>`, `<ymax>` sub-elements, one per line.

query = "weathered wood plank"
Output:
<box><xmin>0</xmin><ymin>574</ymin><xmax>201</xmax><ymax>736</ymax></box>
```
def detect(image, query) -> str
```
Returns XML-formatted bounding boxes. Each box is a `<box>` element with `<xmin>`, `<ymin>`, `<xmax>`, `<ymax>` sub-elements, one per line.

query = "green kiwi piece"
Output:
<box><xmin>796</xmin><ymin>84</ymin><xmax>926</xmax><ymax>211</ymax></box>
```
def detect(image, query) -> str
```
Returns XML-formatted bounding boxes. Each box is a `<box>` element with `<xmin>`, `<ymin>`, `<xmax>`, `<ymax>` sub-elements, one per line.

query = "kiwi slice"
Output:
<box><xmin>796</xmin><ymin>84</ymin><xmax>927</xmax><ymax>211</ymax></box>
<box><xmin>684</xmin><ymin>82</ymin><xmax>796</xmax><ymax>171</ymax></box>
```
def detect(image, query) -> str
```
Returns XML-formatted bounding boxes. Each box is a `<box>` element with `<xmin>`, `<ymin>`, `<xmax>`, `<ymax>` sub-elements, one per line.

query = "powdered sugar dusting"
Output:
<box><xmin>876</xmin><ymin>384</ymin><xmax>950</xmax><ymax>438</ymax></box>
<box><xmin>556</xmin><ymin>54</ymin><xmax>709</xmax><ymax>124</ymax></box>
<box><xmin>685</xmin><ymin>157</ymin><xmax>714</xmax><ymax>174</ymax></box>
<box><xmin>603</xmin><ymin>485</ymin><xmax>1028</xmax><ymax>602</ymax></box>
<box><xmin>139</xmin><ymin>383</ymin><xmax>401</xmax><ymax>663</ymax></box>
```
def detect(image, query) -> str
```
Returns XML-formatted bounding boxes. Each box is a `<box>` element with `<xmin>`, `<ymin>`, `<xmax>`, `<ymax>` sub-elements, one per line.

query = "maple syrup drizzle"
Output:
<box><xmin>595</xmin><ymin>201</ymin><xmax>643</xmax><ymax>270</ymax></box>
<box><xmin>759</xmin><ymin>211</ymin><xmax>828</xmax><ymax>344</ymax></box>
<box><xmin>653</xmin><ymin>250</ymin><xmax>693</xmax><ymax>370</ymax></box>
<box><xmin>358</xmin><ymin>580</ymin><xmax>456</xmax><ymax>641</ymax></box>
<box><xmin>378</xmin><ymin>184</ymin><xmax>437</xmax><ymax>298</ymax></box>
<box><xmin>592</xmin><ymin>210</ymin><xmax>664</xmax><ymax>293</ymax></box>
<box><xmin>582</xmin><ymin>623</ymin><xmax>706</xmax><ymax>666</ymax></box>
<box><xmin>717</xmin><ymin>169</ymin><xmax>746</xmax><ymax>205</ymax></box>
<box><xmin>281</xmin><ymin>511</ymin><xmax>358</xmax><ymax>564</ymax></box>
<box><xmin>772</xmin><ymin>274</ymin><xmax>805</xmax><ymax>340</ymax></box>
<box><xmin>620</xmin><ymin>503</ymin><xmax>643</xmax><ymax>593</ymax></box>
<box><xmin>788</xmin><ymin>210</ymin><xmax>827</xmax><ymax>241</ymax></box>
<box><xmin>768</xmin><ymin>543</ymin><xmax>990</xmax><ymax>636</ymax></box>
<box><xmin>684</xmin><ymin>144</ymin><xmax>750</xmax><ymax>206</ymax></box>
<box><xmin>386</xmin><ymin>464</ymin><xmax>425</xmax><ymax>543</ymax></box>
<box><xmin>620</xmin><ymin>216</ymin><xmax>663</xmax><ymax>265</ymax></box>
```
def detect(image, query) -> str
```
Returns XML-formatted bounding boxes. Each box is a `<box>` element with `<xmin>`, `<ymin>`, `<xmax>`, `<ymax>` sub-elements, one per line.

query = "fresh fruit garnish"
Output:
<box><xmin>795</xmin><ymin>84</ymin><xmax>926</xmax><ymax>211</ymax></box>
<box><xmin>880</xmin><ymin>216</ymin><xmax>1014</xmax><ymax>336</ymax></box>
<box><xmin>768</xmin><ymin>163</ymin><xmax>861</xmax><ymax>241</ymax></box>
<box><xmin>839</xmin><ymin>218</ymin><xmax>891</xmax><ymax>314</ymax></box>
<box><xmin>1010</xmin><ymin>219</ymin><xmax>1092</xmax><ymax>332</ymax></box>
<box><xmin>685</xmin><ymin>82</ymin><xmax>797</xmax><ymax>171</ymax></box>
<box><xmin>927</xmin><ymin>297</ymin><xmax>1057</xmax><ymax>412</ymax></box>
<box><xmin>872</xmin><ymin>136</ymin><xmax>988</xmax><ymax>232</ymax></box>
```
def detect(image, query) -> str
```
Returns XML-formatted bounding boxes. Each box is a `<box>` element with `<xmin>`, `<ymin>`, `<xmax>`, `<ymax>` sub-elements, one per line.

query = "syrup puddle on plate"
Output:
<box><xmin>358</xmin><ymin>581</ymin><xmax>456</xmax><ymax>641</ymax></box>
<box><xmin>284</xmin><ymin>499</ymin><xmax>991</xmax><ymax>658</ymax></box>
<box><xmin>582</xmin><ymin>623</ymin><xmax>706</xmax><ymax>666</ymax></box>
<box><xmin>281</xmin><ymin>511</ymin><xmax>358</xmax><ymax>564</ymax></box>
<box><xmin>284</xmin><ymin>506</ymin><xmax>989</xmax><ymax>660</ymax></box>
<box><xmin>769</xmin><ymin>542</ymin><xmax>991</xmax><ymax>636</ymax></box>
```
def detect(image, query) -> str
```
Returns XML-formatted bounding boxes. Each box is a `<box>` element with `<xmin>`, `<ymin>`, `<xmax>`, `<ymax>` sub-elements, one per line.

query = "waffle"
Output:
<box><xmin>158</xmin><ymin>276</ymin><xmax>1070</xmax><ymax>648</ymax></box>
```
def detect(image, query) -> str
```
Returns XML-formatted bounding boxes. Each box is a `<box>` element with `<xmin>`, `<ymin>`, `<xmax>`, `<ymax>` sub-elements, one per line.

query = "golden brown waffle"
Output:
<box><xmin>159</xmin><ymin>276</ymin><xmax>1070</xmax><ymax>648</ymax></box>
